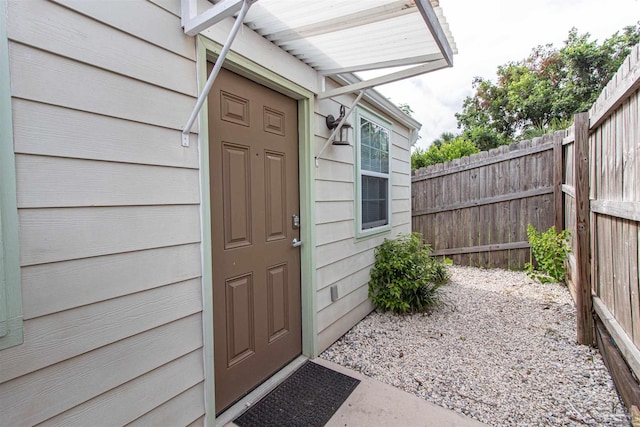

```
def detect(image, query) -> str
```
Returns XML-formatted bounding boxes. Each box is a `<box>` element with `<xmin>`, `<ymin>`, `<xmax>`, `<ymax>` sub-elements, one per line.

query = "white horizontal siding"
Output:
<box><xmin>314</xmin><ymin>158</ymin><xmax>354</xmax><ymax>183</ymax></box>
<box><xmin>2</xmin><ymin>1</ymin><xmax>205</xmax><ymax>425</ymax></box>
<box><xmin>128</xmin><ymin>383</ymin><xmax>205</xmax><ymax>427</ymax></box>
<box><xmin>318</xmin><ymin>299</ymin><xmax>373</xmax><ymax>352</ymax></box>
<box><xmin>16</xmin><ymin>155</ymin><xmax>200</xmax><ymax>208</ymax></box>
<box><xmin>315</xmin><ymin>220</ymin><xmax>354</xmax><ymax>246</ymax></box>
<box><xmin>317</xmin><ymin>266</ymin><xmax>372</xmax><ymax>312</ymax></box>
<box><xmin>315</xmin><ymin>180</ymin><xmax>354</xmax><ymax>202</ymax></box>
<box><xmin>316</xmin><ymin>234</ymin><xmax>383</xmax><ymax>269</ymax></box>
<box><xmin>392</xmin><ymin>211</ymin><xmax>412</xmax><ymax>228</ymax></box>
<box><xmin>317</xmin><ymin>247</ymin><xmax>375</xmax><ymax>290</ymax></box>
<box><xmin>9</xmin><ymin>42</ymin><xmax>195</xmax><ymax>131</ymax></box>
<box><xmin>8</xmin><ymin>0</ymin><xmax>197</xmax><ymax>96</ymax></box>
<box><xmin>39</xmin><ymin>351</ymin><xmax>204</xmax><ymax>427</ymax></box>
<box><xmin>392</xmin><ymin>198</ymin><xmax>412</xmax><ymax>214</ymax></box>
<box><xmin>317</xmin><ymin>285</ymin><xmax>370</xmax><ymax>332</ymax></box>
<box><xmin>313</xmin><ymin>94</ymin><xmax>414</xmax><ymax>352</ymax></box>
<box><xmin>12</xmin><ymin>100</ymin><xmax>199</xmax><ymax>168</ymax></box>
<box><xmin>316</xmin><ymin>201</ymin><xmax>355</xmax><ymax>224</ymax></box>
<box><xmin>52</xmin><ymin>0</ymin><xmax>196</xmax><ymax>60</ymax></box>
<box><xmin>0</xmin><ymin>314</ymin><xmax>203</xmax><ymax>426</ymax></box>
<box><xmin>19</xmin><ymin>205</ymin><xmax>201</xmax><ymax>266</ymax></box>
<box><xmin>392</xmin><ymin>184</ymin><xmax>411</xmax><ymax>200</ymax></box>
<box><xmin>188</xmin><ymin>416</ymin><xmax>206</xmax><ymax>427</ymax></box>
<box><xmin>22</xmin><ymin>244</ymin><xmax>202</xmax><ymax>320</ymax></box>
<box><xmin>1</xmin><ymin>279</ymin><xmax>202</xmax><ymax>383</ymax></box>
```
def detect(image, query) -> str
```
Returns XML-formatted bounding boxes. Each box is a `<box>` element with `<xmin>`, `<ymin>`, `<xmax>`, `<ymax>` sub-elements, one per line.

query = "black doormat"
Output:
<box><xmin>234</xmin><ymin>361</ymin><xmax>360</xmax><ymax>427</ymax></box>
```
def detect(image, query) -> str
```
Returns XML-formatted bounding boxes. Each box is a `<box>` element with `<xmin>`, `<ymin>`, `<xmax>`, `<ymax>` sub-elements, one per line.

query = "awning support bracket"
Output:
<box><xmin>181</xmin><ymin>0</ymin><xmax>255</xmax><ymax>147</ymax></box>
<box><xmin>317</xmin><ymin>59</ymin><xmax>448</xmax><ymax>100</ymax></box>
<box><xmin>315</xmin><ymin>90</ymin><xmax>365</xmax><ymax>167</ymax></box>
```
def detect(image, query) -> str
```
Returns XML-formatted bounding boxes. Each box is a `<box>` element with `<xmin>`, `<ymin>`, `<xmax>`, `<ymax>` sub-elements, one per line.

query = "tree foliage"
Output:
<box><xmin>412</xmin><ymin>133</ymin><xmax>479</xmax><ymax>171</ymax></box>
<box><xmin>456</xmin><ymin>24</ymin><xmax>640</xmax><ymax>149</ymax></box>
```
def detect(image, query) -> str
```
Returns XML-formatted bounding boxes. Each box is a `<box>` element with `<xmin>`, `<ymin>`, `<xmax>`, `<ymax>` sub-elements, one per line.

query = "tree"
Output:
<box><xmin>431</xmin><ymin>131</ymin><xmax>456</xmax><ymax>148</ymax></box>
<box><xmin>456</xmin><ymin>24</ymin><xmax>640</xmax><ymax>148</ymax></box>
<box><xmin>412</xmin><ymin>136</ymin><xmax>479</xmax><ymax>171</ymax></box>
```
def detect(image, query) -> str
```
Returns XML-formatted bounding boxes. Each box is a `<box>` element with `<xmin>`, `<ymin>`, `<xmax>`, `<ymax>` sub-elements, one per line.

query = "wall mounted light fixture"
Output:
<box><xmin>326</xmin><ymin>105</ymin><xmax>353</xmax><ymax>145</ymax></box>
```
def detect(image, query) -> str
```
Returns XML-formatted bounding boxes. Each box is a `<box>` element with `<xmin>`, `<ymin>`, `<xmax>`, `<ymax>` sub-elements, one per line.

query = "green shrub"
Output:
<box><xmin>525</xmin><ymin>225</ymin><xmax>571</xmax><ymax>283</ymax></box>
<box><xmin>368</xmin><ymin>233</ymin><xmax>449</xmax><ymax>314</ymax></box>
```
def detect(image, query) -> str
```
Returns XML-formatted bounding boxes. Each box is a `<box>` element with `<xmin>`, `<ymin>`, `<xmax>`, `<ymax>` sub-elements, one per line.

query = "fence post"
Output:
<box><xmin>553</xmin><ymin>131</ymin><xmax>564</xmax><ymax>234</ymax></box>
<box><xmin>574</xmin><ymin>112</ymin><xmax>594</xmax><ymax>345</ymax></box>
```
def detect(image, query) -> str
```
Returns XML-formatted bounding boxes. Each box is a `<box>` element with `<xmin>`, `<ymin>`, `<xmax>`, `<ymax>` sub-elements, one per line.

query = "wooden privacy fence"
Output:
<box><xmin>560</xmin><ymin>44</ymin><xmax>640</xmax><ymax>377</ymax></box>
<box><xmin>411</xmin><ymin>136</ymin><xmax>559</xmax><ymax>270</ymax></box>
<box><xmin>413</xmin><ymin>43</ymin><xmax>640</xmax><ymax>405</ymax></box>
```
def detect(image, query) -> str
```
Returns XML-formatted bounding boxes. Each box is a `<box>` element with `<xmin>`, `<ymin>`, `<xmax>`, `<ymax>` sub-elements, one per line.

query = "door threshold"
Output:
<box><xmin>216</xmin><ymin>355</ymin><xmax>309</xmax><ymax>426</ymax></box>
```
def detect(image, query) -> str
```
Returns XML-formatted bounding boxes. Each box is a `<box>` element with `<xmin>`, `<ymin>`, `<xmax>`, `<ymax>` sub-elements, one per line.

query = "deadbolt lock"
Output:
<box><xmin>292</xmin><ymin>214</ymin><xmax>300</xmax><ymax>229</ymax></box>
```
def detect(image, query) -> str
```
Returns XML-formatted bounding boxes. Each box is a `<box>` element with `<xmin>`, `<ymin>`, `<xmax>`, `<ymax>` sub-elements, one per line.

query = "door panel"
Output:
<box><xmin>209</xmin><ymin>66</ymin><xmax>302</xmax><ymax>413</ymax></box>
<box><xmin>225</xmin><ymin>273</ymin><xmax>254</xmax><ymax>366</ymax></box>
<box><xmin>265</xmin><ymin>152</ymin><xmax>286</xmax><ymax>241</ymax></box>
<box><xmin>222</xmin><ymin>143</ymin><xmax>252</xmax><ymax>249</ymax></box>
<box><xmin>267</xmin><ymin>263</ymin><xmax>289</xmax><ymax>342</ymax></box>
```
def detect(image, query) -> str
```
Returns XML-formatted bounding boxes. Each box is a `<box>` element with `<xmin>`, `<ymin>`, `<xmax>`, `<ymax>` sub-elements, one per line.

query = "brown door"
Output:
<box><xmin>208</xmin><ymin>66</ymin><xmax>302</xmax><ymax>413</ymax></box>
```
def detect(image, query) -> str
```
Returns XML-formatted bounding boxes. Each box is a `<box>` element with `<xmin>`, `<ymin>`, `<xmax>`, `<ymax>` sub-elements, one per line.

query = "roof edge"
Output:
<box><xmin>416</xmin><ymin>0</ymin><xmax>454</xmax><ymax>66</ymax></box>
<box><xmin>333</xmin><ymin>73</ymin><xmax>422</xmax><ymax>132</ymax></box>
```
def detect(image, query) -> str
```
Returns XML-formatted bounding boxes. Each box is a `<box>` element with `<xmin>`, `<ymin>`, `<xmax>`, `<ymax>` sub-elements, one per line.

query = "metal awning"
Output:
<box><xmin>180</xmin><ymin>0</ymin><xmax>457</xmax><ymax>145</ymax></box>
<box><xmin>241</xmin><ymin>0</ymin><xmax>457</xmax><ymax>98</ymax></box>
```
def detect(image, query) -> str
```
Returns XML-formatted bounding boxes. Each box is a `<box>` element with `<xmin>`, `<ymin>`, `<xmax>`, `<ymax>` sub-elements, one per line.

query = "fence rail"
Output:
<box><xmin>412</xmin><ymin>137</ymin><xmax>556</xmax><ymax>269</ymax></box>
<box><xmin>412</xmin><ymin>43</ymin><xmax>640</xmax><ymax>407</ymax></box>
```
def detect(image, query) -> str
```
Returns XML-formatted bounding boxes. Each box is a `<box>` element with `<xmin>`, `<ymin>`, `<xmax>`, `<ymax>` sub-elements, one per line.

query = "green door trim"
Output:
<box><xmin>195</xmin><ymin>35</ymin><xmax>317</xmax><ymax>425</ymax></box>
<box><xmin>0</xmin><ymin>0</ymin><xmax>23</xmax><ymax>351</ymax></box>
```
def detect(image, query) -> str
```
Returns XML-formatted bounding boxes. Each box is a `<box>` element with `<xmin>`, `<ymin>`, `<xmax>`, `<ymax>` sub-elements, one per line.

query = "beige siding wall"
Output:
<box><xmin>1</xmin><ymin>0</ymin><xmax>417</xmax><ymax>422</ymax></box>
<box><xmin>0</xmin><ymin>0</ymin><xmax>205</xmax><ymax>425</ymax></box>
<box><xmin>314</xmin><ymin>86</ymin><xmax>413</xmax><ymax>352</ymax></box>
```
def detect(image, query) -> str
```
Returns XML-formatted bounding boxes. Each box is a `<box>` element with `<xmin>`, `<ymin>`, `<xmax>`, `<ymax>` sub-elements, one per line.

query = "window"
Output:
<box><xmin>356</xmin><ymin>109</ymin><xmax>391</xmax><ymax>236</ymax></box>
<box><xmin>0</xmin><ymin>0</ymin><xmax>23</xmax><ymax>350</ymax></box>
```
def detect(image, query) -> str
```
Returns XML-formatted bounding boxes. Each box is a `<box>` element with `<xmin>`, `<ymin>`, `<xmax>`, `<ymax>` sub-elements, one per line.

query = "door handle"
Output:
<box><xmin>292</xmin><ymin>238</ymin><xmax>303</xmax><ymax>248</ymax></box>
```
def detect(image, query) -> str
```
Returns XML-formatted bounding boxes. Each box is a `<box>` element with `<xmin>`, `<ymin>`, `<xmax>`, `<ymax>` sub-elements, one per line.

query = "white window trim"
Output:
<box><xmin>0</xmin><ymin>0</ymin><xmax>23</xmax><ymax>350</ymax></box>
<box><xmin>354</xmin><ymin>107</ymin><xmax>392</xmax><ymax>239</ymax></box>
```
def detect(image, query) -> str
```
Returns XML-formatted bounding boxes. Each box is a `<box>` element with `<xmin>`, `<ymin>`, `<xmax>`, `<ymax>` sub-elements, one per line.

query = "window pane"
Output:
<box><xmin>359</xmin><ymin>115</ymin><xmax>390</xmax><ymax>232</ymax></box>
<box><xmin>361</xmin><ymin>120</ymin><xmax>372</xmax><ymax>148</ymax></box>
<box><xmin>381</xmin><ymin>150</ymin><xmax>389</xmax><ymax>173</ymax></box>
<box><xmin>360</xmin><ymin>117</ymin><xmax>389</xmax><ymax>175</ymax></box>
<box><xmin>371</xmin><ymin>147</ymin><xmax>380</xmax><ymax>173</ymax></box>
<box><xmin>361</xmin><ymin>144</ymin><xmax>371</xmax><ymax>171</ymax></box>
<box><xmin>361</xmin><ymin>175</ymin><xmax>388</xmax><ymax>229</ymax></box>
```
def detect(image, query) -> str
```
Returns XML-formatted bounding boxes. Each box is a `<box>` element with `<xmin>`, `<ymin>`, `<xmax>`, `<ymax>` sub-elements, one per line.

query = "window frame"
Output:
<box><xmin>354</xmin><ymin>107</ymin><xmax>392</xmax><ymax>239</ymax></box>
<box><xmin>0</xmin><ymin>0</ymin><xmax>23</xmax><ymax>350</ymax></box>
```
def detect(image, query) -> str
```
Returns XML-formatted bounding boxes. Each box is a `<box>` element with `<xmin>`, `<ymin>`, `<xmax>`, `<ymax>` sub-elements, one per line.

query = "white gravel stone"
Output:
<box><xmin>320</xmin><ymin>265</ymin><xmax>630</xmax><ymax>426</ymax></box>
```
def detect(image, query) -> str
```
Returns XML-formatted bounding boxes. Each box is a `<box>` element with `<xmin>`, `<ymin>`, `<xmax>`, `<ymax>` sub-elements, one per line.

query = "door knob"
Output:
<box><xmin>292</xmin><ymin>238</ymin><xmax>303</xmax><ymax>248</ymax></box>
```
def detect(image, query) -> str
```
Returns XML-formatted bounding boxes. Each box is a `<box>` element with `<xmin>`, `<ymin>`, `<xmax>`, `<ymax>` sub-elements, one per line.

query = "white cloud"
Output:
<box><xmin>374</xmin><ymin>0</ymin><xmax>640</xmax><ymax>150</ymax></box>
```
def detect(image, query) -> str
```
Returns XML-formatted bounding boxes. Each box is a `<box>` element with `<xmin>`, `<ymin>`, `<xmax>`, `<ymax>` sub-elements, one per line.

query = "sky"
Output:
<box><xmin>373</xmin><ymin>0</ymin><xmax>640</xmax><ymax>151</ymax></box>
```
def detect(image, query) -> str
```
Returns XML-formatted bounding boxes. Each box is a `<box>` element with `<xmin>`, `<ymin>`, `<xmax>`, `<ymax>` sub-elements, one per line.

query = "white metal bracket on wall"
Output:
<box><xmin>317</xmin><ymin>59</ymin><xmax>448</xmax><ymax>100</ymax></box>
<box><xmin>315</xmin><ymin>90</ymin><xmax>365</xmax><ymax>167</ymax></box>
<box><xmin>180</xmin><ymin>0</ymin><xmax>257</xmax><ymax>146</ymax></box>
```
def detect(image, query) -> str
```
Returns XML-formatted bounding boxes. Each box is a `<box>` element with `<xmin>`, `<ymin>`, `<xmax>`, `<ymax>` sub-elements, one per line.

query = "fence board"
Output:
<box><xmin>412</xmin><ymin>140</ymin><xmax>555</xmax><ymax>269</ymax></box>
<box><xmin>478</xmin><ymin>150</ymin><xmax>491</xmax><ymax>267</ymax></box>
<box><xmin>413</xmin><ymin>44</ymin><xmax>640</xmax><ymax>379</ymax></box>
<box><xmin>458</xmin><ymin>157</ymin><xmax>471</xmax><ymax>265</ymax></box>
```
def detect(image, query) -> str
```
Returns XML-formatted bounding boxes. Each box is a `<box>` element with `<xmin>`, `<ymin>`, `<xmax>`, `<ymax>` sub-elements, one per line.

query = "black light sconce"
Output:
<box><xmin>326</xmin><ymin>105</ymin><xmax>353</xmax><ymax>145</ymax></box>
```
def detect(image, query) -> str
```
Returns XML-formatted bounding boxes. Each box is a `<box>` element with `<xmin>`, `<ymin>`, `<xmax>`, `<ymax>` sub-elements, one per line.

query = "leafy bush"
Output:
<box><xmin>525</xmin><ymin>225</ymin><xmax>571</xmax><ymax>283</ymax></box>
<box><xmin>368</xmin><ymin>233</ymin><xmax>449</xmax><ymax>314</ymax></box>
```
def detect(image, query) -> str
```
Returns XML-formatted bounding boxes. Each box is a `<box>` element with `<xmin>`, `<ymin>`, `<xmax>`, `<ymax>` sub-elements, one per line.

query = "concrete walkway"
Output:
<box><xmin>315</xmin><ymin>359</ymin><xmax>487</xmax><ymax>427</ymax></box>
<box><xmin>220</xmin><ymin>357</ymin><xmax>486</xmax><ymax>427</ymax></box>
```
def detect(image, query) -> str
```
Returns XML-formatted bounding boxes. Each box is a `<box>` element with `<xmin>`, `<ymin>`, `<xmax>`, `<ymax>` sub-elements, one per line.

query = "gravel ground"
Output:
<box><xmin>320</xmin><ymin>265</ymin><xmax>630</xmax><ymax>426</ymax></box>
